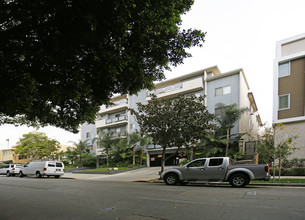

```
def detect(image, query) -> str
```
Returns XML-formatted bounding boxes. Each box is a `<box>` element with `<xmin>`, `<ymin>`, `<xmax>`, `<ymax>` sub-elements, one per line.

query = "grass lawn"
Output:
<box><xmin>251</xmin><ymin>179</ymin><xmax>305</xmax><ymax>184</ymax></box>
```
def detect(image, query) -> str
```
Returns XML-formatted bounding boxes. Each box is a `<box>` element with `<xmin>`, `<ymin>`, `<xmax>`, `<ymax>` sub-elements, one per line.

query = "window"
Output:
<box><xmin>279</xmin><ymin>62</ymin><xmax>290</xmax><ymax>77</ymax></box>
<box><xmin>215</xmin><ymin>85</ymin><xmax>231</xmax><ymax>96</ymax></box>
<box><xmin>56</xmin><ymin>162</ymin><xmax>63</xmax><ymax>167</ymax></box>
<box><xmin>86</xmin><ymin>132</ymin><xmax>91</xmax><ymax>138</ymax></box>
<box><xmin>208</xmin><ymin>158</ymin><xmax>223</xmax><ymax>166</ymax></box>
<box><xmin>279</xmin><ymin>94</ymin><xmax>290</xmax><ymax>110</ymax></box>
<box><xmin>48</xmin><ymin>162</ymin><xmax>55</xmax><ymax>167</ymax></box>
<box><xmin>187</xmin><ymin>159</ymin><xmax>206</xmax><ymax>167</ymax></box>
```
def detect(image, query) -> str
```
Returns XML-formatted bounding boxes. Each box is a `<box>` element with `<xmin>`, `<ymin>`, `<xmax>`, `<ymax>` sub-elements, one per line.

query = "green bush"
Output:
<box><xmin>270</xmin><ymin>167</ymin><xmax>305</xmax><ymax>176</ymax></box>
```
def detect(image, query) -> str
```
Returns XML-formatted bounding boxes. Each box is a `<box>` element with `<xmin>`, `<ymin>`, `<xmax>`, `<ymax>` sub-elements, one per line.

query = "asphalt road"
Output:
<box><xmin>1</xmin><ymin>176</ymin><xmax>305</xmax><ymax>220</ymax></box>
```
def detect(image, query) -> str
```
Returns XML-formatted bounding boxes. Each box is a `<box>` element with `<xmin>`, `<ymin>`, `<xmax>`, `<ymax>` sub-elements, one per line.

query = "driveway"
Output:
<box><xmin>63</xmin><ymin>166</ymin><xmax>162</xmax><ymax>182</ymax></box>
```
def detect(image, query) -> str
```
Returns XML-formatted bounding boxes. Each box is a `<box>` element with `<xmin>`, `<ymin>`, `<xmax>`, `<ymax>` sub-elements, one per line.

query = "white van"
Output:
<box><xmin>20</xmin><ymin>161</ymin><xmax>65</xmax><ymax>178</ymax></box>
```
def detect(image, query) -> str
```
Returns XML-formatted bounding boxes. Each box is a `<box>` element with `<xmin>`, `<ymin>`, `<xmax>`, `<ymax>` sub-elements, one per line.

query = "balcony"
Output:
<box><xmin>147</xmin><ymin>77</ymin><xmax>204</xmax><ymax>100</ymax></box>
<box><xmin>96</xmin><ymin>115</ymin><xmax>128</xmax><ymax>129</ymax></box>
<box><xmin>99</xmin><ymin>98</ymin><xmax>128</xmax><ymax>114</ymax></box>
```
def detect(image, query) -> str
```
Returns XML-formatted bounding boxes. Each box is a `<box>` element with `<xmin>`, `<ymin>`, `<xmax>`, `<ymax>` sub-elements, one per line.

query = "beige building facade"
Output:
<box><xmin>273</xmin><ymin>33</ymin><xmax>305</xmax><ymax>158</ymax></box>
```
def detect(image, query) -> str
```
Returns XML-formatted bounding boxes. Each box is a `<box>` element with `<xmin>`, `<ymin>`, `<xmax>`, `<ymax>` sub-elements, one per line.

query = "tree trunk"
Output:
<box><xmin>279</xmin><ymin>149</ymin><xmax>282</xmax><ymax>181</ymax></box>
<box><xmin>96</xmin><ymin>155</ymin><xmax>99</xmax><ymax>168</ymax></box>
<box><xmin>140</xmin><ymin>146</ymin><xmax>144</xmax><ymax>165</ymax></box>
<box><xmin>225</xmin><ymin>127</ymin><xmax>230</xmax><ymax>157</ymax></box>
<box><xmin>190</xmin><ymin>146</ymin><xmax>194</xmax><ymax>161</ymax></box>
<box><xmin>132</xmin><ymin>145</ymin><xmax>136</xmax><ymax>165</ymax></box>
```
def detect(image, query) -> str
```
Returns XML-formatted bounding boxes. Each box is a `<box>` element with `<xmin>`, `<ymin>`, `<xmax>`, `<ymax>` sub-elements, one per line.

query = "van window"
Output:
<box><xmin>56</xmin><ymin>162</ymin><xmax>63</xmax><ymax>167</ymax></box>
<box><xmin>48</xmin><ymin>162</ymin><xmax>55</xmax><ymax>167</ymax></box>
<box><xmin>208</xmin><ymin>158</ymin><xmax>223</xmax><ymax>166</ymax></box>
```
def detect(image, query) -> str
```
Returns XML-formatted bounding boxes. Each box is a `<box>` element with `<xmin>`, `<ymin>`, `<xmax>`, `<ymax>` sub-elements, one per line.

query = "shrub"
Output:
<box><xmin>270</xmin><ymin>167</ymin><xmax>305</xmax><ymax>176</ymax></box>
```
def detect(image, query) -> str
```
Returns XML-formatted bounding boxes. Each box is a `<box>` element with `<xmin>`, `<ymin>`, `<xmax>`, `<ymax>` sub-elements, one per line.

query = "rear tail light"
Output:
<box><xmin>12</xmin><ymin>168</ymin><xmax>15</xmax><ymax>171</ymax></box>
<box><xmin>44</xmin><ymin>168</ymin><xmax>47</xmax><ymax>171</ymax></box>
<box><xmin>63</xmin><ymin>169</ymin><xmax>65</xmax><ymax>172</ymax></box>
<box><xmin>265</xmin><ymin>165</ymin><xmax>269</xmax><ymax>173</ymax></box>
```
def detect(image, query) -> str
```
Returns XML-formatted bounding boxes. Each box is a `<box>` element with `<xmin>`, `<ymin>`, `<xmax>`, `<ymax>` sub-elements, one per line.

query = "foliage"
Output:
<box><xmin>81</xmin><ymin>152</ymin><xmax>96</xmax><ymax>167</ymax></box>
<box><xmin>110</xmin><ymin>137</ymin><xmax>131</xmax><ymax>164</ymax></box>
<box><xmin>0</xmin><ymin>0</ymin><xmax>205</xmax><ymax>132</ymax></box>
<box><xmin>15</xmin><ymin>131</ymin><xmax>60</xmax><ymax>160</ymax></box>
<box><xmin>92</xmin><ymin>131</ymin><xmax>119</xmax><ymax>166</ymax></box>
<box><xmin>269</xmin><ymin>168</ymin><xmax>305</xmax><ymax>176</ymax></box>
<box><xmin>133</xmin><ymin>95</ymin><xmax>215</xmax><ymax>172</ymax></box>
<box><xmin>215</xmin><ymin>103</ymin><xmax>248</xmax><ymax>156</ymax></box>
<box><xmin>139</xmin><ymin>135</ymin><xmax>151</xmax><ymax>165</ymax></box>
<box><xmin>69</xmin><ymin>140</ymin><xmax>91</xmax><ymax>167</ymax></box>
<box><xmin>129</xmin><ymin>132</ymin><xmax>141</xmax><ymax>165</ymax></box>
<box><xmin>282</xmin><ymin>158</ymin><xmax>305</xmax><ymax>168</ymax></box>
<box><xmin>256</xmin><ymin>126</ymin><xmax>275</xmax><ymax>164</ymax></box>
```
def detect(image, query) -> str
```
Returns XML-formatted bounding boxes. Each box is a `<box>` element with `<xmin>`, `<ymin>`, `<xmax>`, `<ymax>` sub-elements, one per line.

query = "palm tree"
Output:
<box><xmin>92</xmin><ymin>131</ymin><xmax>116</xmax><ymax>167</ymax></box>
<box><xmin>215</xmin><ymin>103</ymin><xmax>248</xmax><ymax>157</ymax></box>
<box><xmin>139</xmin><ymin>135</ymin><xmax>151</xmax><ymax>165</ymax></box>
<box><xmin>129</xmin><ymin>132</ymin><xmax>141</xmax><ymax>165</ymax></box>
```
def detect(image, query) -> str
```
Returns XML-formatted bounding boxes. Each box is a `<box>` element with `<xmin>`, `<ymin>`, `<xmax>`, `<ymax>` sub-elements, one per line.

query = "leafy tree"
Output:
<box><xmin>257</xmin><ymin>123</ymin><xmax>299</xmax><ymax>179</ymax></box>
<box><xmin>69</xmin><ymin>140</ymin><xmax>90</xmax><ymax>167</ymax></box>
<box><xmin>15</xmin><ymin>131</ymin><xmax>60</xmax><ymax>160</ymax></box>
<box><xmin>215</xmin><ymin>103</ymin><xmax>248</xmax><ymax>157</ymax></box>
<box><xmin>110</xmin><ymin>137</ymin><xmax>131</xmax><ymax>165</ymax></box>
<box><xmin>92</xmin><ymin>131</ymin><xmax>118</xmax><ymax>166</ymax></box>
<box><xmin>133</xmin><ymin>95</ymin><xmax>215</xmax><ymax>172</ymax></box>
<box><xmin>0</xmin><ymin>0</ymin><xmax>205</xmax><ymax>132</ymax></box>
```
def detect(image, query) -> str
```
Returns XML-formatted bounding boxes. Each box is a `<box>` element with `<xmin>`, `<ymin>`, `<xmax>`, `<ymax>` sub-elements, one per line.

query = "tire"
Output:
<box><xmin>36</xmin><ymin>171</ymin><xmax>42</xmax><ymax>178</ymax></box>
<box><xmin>229</xmin><ymin>173</ymin><xmax>249</xmax><ymax>187</ymax></box>
<box><xmin>19</xmin><ymin>172</ymin><xmax>24</xmax><ymax>178</ymax></box>
<box><xmin>55</xmin><ymin>175</ymin><xmax>60</xmax><ymax>179</ymax></box>
<box><xmin>164</xmin><ymin>173</ymin><xmax>179</xmax><ymax>185</ymax></box>
<box><xmin>12</xmin><ymin>174</ymin><xmax>15</xmax><ymax>177</ymax></box>
<box><xmin>6</xmin><ymin>171</ymin><xmax>11</xmax><ymax>177</ymax></box>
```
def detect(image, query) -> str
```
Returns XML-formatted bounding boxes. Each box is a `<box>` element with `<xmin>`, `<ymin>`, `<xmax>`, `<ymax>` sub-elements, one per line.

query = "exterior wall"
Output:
<box><xmin>207</xmin><ymin>73</ymin><xmax>240</xmax><ymax>134</ymax></box>
<box><xmin>80</xmin><ymin>122</ymin><xmax>97</xmax><ymax>154</ymax></box>
<box><xmin>274</xmin><ymin>121</ymin><xmax>305</xmax><ymax>159</ymax></box>
<box><xmin>273</xmin><ymin>33</ymin><xmax>305</xmax><ymax>159</ymax></box>
<box><xmin>278</xmin><ymin>57</ymin><xmax>305</xmax><ymax>119</ymax></box>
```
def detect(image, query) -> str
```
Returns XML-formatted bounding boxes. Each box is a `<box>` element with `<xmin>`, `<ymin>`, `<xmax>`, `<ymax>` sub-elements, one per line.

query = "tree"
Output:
<box><xmin>92</xmin><ymin>131</ymin><xmax>118</xmax><ymax>167</ymax></box>
<box><xmin>257</xmin><ymin>123</ymin><xmax>299</xmax><ymax>180</ymax></box>
<box><xmin>0</xmin><ymin>0</ymin><xmax>205</xmax><ymax>132</ymax></box>
<box><xmin>133</xmin><ymin>95</ymin><xmax>215</xmax><ymax>173</ymax></box>
<box><xmin>129</xmin><ymin>132</ymin><xmax>141</xmax><ymax>165</ymax></box>
<box><xmin>69</xmin><ymin>140</ymin><xmax>90</xmax><ymax>167</ymax></box>
<box><xmin>15</xmin><ymin>131</ymin><xmax>60</xmax><ymax>160</ymax></box>
<box><xmin>215</xmin><ymin>103</ymin><xmax>248</xmax><ymax>157</ymax></box>
<box><xmin>139</xmin><ymin>135</ymin><xmax>151</xmax><ymax>166</ymax></box>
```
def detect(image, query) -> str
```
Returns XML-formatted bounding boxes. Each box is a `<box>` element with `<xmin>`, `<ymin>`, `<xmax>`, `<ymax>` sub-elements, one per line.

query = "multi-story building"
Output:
<box><xmin>273</xmin><ymin>33</ymin><xmax>305</xmax><ymax>158</ymax></box>
<box><xmin>82</xmin><ymin>66</ymin><xmax>262</xmax><ymax>166</ymax></box>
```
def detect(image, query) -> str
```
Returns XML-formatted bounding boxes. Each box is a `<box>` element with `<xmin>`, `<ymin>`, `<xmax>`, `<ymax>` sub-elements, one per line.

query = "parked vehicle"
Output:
<box><xmin>19</xmin><ymin>161</ymin><xmax>65</xmax><ymax>178</ymax></box>
<box><xmin>161</xmin><ymin>157</ymin><xmax>270</xmax><ymax>187</ymax></box>
<box><xmin>0</xmin><ymin>164</ymin><xmax>22</xmax><ymax>177</ymax></box>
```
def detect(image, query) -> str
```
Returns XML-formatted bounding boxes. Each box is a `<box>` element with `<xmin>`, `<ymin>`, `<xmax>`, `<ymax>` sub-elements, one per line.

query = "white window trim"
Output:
<box><xmin>278</xmin><ymin>62</ymin><xmax>290</xmax><ymax>78</ymax></box>
<box><xmin>278</xmin><ymin>93</ymin><xmax>290</xmax><ymax>110</ymax></box>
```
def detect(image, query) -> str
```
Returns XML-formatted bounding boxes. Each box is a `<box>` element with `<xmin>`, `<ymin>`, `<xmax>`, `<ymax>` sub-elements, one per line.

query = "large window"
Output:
<box><xmin>215</xmin><ymin>85</ymin><xmax>231</xmax><ymax>96</ymax></box>
<box><xmin>279</xmin><ymin>94</ymin><xmax>290</xmax><ymax>110</ymax></box>
<box><xmin>187</xmin><ymin>159</ymin><xmax>206</xmax><ymax>167</ymax></box>
<box><xmin>279</xmin><ymin>62</ymin><xmax>290</xmax><ymax>77</ymax></box>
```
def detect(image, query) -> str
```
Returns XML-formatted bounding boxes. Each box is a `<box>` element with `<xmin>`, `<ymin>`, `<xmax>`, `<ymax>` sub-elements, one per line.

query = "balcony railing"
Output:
<box><xmin>106</xmin><ymin>115</ymin><xmax>127</xmax><ymax>124</ymax></box>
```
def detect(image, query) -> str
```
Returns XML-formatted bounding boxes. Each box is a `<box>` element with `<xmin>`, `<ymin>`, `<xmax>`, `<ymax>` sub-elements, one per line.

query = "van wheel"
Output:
<box><xmin>36</xmin><ymin>171</ymin><xmax>42</xmax><ymax>178</ymax></box>
<box><xmin>6</xmin><ymin>171</ymin><xmax>11</xmax><ymax>177</ymax></box>
<box><xmin>55</xmin><ymin>175</ymin><xmax>60</xmax><ymax>179</ymax></box>
<box><xmin>19</xmin><ymin>172</ymin><xmax>24</xmax><ymax>177</ymax></box>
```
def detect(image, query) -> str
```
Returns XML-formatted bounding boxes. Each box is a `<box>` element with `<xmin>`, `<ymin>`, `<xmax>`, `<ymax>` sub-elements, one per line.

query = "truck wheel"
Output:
<box><xmin>229</xmin><ymin>173</ymin><xmax>249</xmax><ymax>187</ymax></box>
<box><xmin>55</xmin><ymin>175</ymin><xmax>60</xmax><ymax>179</ymax></box>
<box><xmin>36</xmin><ymin>171</ymin><xmax>42</xmax><ymax>178</ymax></box>
<box><xmin>19</xmin><ymin>172</ymin><xmax>24</xmax><ymax>178</ymax></box>
<box><xmin>164</xmin><ymin>173</ymin><xmax>179</xmax><ymax>185</ymax></box>
<box><xmin>6</xmin><ymin>171</ymin><xmax>11</xmax><ymax>177</ymax></box>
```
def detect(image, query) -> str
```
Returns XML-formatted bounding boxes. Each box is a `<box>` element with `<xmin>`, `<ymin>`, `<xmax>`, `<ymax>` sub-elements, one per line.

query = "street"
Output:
<box><xmin>0</xmin><ymin>176</ymin><xmax>305</xmax><ymax>220</ymax></box>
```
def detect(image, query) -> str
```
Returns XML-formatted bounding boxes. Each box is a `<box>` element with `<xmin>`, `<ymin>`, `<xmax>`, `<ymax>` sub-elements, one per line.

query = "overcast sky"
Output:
<box><xmin>1</xmin><ymin>0</ymin><xmax>305</xmax><ymax>149</ymax></box>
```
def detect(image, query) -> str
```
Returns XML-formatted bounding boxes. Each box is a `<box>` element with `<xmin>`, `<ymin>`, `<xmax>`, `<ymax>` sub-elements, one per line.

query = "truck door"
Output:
<box><xmin>183</xmin><ymin>159</ymin><xmax>206</xmax><ymax>180</ymax></box>
<box><xmin>204</xmin><ymin>158</ymin><xmax>226</xmax><ymax>180</ymax></box>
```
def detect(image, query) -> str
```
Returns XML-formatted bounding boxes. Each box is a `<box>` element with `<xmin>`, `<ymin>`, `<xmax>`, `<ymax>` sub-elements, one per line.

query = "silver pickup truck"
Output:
<box><xmin>161</xmin><ymin>157</ymin><xmax>270</xmax><ymax>187</ymax></box>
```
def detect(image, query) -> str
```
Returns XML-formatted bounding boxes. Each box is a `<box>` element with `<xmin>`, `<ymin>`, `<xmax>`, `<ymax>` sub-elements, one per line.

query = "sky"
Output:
<box><xmin>1</xmin><ymin>0</ymin><xmax>305</xmax><ymax>149</ymax></box>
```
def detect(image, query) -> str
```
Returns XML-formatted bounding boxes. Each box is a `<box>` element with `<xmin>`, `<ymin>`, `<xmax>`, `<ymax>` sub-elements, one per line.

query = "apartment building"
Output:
<box><xmin>273</xmin><ymin>33</ymin><xmax>305</xmax><ymax>158</ymax></box>
<box><xmin>81</xmin><ymin>66</ymin><xmax>262</xmax><ymax>166</ymax></box>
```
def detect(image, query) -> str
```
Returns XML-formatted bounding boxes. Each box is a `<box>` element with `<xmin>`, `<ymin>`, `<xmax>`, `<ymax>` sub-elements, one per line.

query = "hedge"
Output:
<box><xmin>269</xmin><ymin>167</ymin><xmax>305</xmax><ymax>176</ymax></box>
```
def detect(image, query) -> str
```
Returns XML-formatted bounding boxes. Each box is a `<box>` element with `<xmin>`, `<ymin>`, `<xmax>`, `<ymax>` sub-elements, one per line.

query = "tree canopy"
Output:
<box><xmin>133</xmin><ymin>95</ymin><xmax>215</xmax><ymax>172</ymax></box>
<box><xmin>0</xmin><ymin>0</ymin><xmax>205</xmax><ymax>132</ymax></box>
<box><xmin>15</xmin><ymin>131</ymin><xmax>60</xmax><ymax>159</ymax></box>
